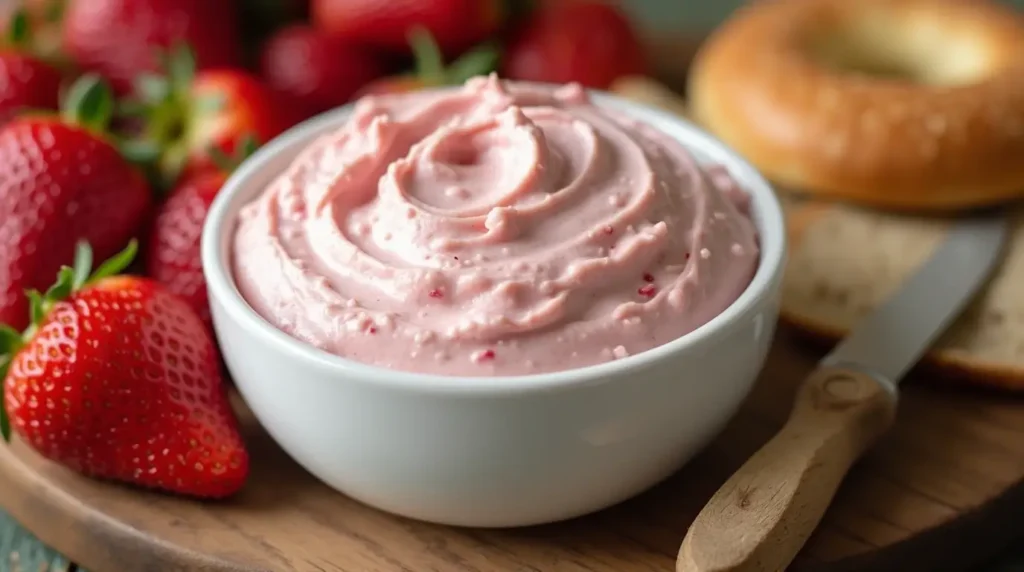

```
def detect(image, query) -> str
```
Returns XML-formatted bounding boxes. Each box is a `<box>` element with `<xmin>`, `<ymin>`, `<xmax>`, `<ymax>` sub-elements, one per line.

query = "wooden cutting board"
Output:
<box><xmin>1</xmin><ymin>325</ymin><xmax>1024</xmax><ymax>572</ymax></box>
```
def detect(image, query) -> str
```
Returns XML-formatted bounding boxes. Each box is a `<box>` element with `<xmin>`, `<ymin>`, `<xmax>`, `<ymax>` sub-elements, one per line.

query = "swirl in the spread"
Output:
<box><xmin>231</xmin><ymin>75</ymin><xmax>759</xmax><ymax>376</ymax></box>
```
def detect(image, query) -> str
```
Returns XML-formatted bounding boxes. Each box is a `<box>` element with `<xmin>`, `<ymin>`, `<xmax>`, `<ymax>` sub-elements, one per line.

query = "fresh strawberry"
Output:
<box><xmin>259</xmin><ymin>24</ymin><xmax>387</xmax><ymax>119</ymax></box>
<box><xmin>355</xmin><ymin>28</ymin><xmax>498</xmax><ymax>97</ymax></box>
<box><xmin>500</xmin><ymin>0</ymin><xmax>647</xmax><ymax>89</ymax></box>
<box><xmin>0</xmin><ymin>10</ymin><xmax>63</xmax><ymax>124</ymax></box>
<box><xmin>312</xmin><ymin>0</ymin><xmax>504</xmax><ymax>56</ymax></box>
<box><xmin>62</xmin><ymin>0</ymin><xmax>243</xmax><ymax>93</ymax></box>
<box><xmin>0</xmin><ymin>74</ymin><xmax>152</xmax><ymax>332</ymax></box>
<box><xmin>146</xmin><ymin>138</ymin><xmax>256</xmax><ymax>331</ymax></box>
<box><xmin>0</xmin><ymin>240</ymin><xmax>249</xmax><ymax>498</ymax></box>
<box><xmin>122</xmin><ymin>46</ymin><xmax>296</xmax><ymax>190</ymax></box>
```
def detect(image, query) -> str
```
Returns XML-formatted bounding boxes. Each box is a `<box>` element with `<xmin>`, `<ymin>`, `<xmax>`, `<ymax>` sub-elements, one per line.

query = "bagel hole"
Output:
<box><xmin>808</xmin><ymin>14</ymin><xmax>992</xmax><ymax>86</ymax></box>
<box><xmin>813</xmin><ymin>44</ymin><xmax>920</xmax><ymax>81</ymax></box>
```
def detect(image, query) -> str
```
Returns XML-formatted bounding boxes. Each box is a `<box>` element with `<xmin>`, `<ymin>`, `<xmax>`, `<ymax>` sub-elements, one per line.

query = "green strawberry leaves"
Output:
<box><xmin>207</xmin><ymin>132</ymin><xmax>259</xmax><ymax>175</ymax></box>
<box><xmin>409</xmin><ymin>27</ymin><xmax>447</xmax><ymax>85</ymax></box>
<box><xmin>164</xmin><ymin>44</ymin><xmax>197</xmax><ymax>93</ymax></box>
<box><xmin>6</xmin><ymin>9</ymin><xmax>29</xmax><ymax>48</ymax></box>
<box><xmin>0</xmin><ymin>239</ymin><xmax>138</xmax><ymax>443</ymax></box>
<box><xmin>62</xmin><ymin>73</ymin><xmax>116</xmax><ymax>133</ymax></box>
<box><xmin>0</xmin><ymin>359</ymin><xmax>9</xmax><ymax>440</ymax></box>
<box><xmin>128</xmin><ymin>44</ymin><xmax>197</xmax><ymax>109</ymax></box>
<box><xmin>0</xmin><ymin>326</ymin><xmax>19</xmax><ymax>440</ymax></box>
<box><xmin>117</xmin><ymin>44</ymin><xmax>200</xmax><ymax>192</ymax></box>
<box><xmin>90</xmin><ymin>240</ymin><xmax>139</xmax><ymax>283</ymax></box>
<box><xmin>408</xmin><ymin>27</ymin><xmax>501</xmax><ymax>88</ymax></box>
<box><xmin>71</xmin><ymin>241</ymin><xmax>94</xmax><ymax>290</ymax></box>
<box><xmin>22</xmin><ymin>239</ymin><xmax>137</xmax><ymax>333</ymax></box>
<box><xmin>59</xmin><ymin>74</ymin><xmax>166</xmax><ymax>173</ymax></box>
<box><xmin>447</xmin><ymin>46</ymin><xmax>502</xmax><ymax>85</ymax></box>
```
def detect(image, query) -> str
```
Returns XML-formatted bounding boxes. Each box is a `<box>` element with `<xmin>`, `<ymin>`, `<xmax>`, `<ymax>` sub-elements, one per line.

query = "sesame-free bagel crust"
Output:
<box><xmin>689</xmin><ymin>0</ymin><xmax>1024</xmax><ymax>211</ymax></box>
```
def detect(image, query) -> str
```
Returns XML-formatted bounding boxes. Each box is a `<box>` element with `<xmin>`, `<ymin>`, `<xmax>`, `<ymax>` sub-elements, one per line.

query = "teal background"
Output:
<box><xmin>621</xmin><ymin>0</ymin><xmax>1024</xmax><ymax>33</ymax></box>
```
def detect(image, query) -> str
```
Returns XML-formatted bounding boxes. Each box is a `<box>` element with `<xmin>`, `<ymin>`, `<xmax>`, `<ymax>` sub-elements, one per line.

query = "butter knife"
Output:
<box><xmin>677</xmin><ymin>213</ymin><xmax>1010</xmax><ymax>572</ymax></box>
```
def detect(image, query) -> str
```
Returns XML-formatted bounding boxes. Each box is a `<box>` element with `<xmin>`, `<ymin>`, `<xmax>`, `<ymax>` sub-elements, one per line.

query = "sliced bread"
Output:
<box><xmin>783</xmin><ymin>200</ymin><xmax>1024</xmax><ymax>390</ymax></box>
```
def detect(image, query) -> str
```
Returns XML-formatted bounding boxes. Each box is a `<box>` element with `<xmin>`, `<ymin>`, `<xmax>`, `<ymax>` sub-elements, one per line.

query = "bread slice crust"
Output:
<box><xmin>781</xmin><ymin>199</ymin><xmax>1024</xmax><ymax>390</ymax></box>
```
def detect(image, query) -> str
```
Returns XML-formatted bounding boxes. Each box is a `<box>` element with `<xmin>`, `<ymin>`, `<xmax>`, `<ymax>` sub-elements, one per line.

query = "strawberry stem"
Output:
<box><xmin>61</xmin><ymin>74</ymin><xmax>115</xmax><ymax>133</ymax></box>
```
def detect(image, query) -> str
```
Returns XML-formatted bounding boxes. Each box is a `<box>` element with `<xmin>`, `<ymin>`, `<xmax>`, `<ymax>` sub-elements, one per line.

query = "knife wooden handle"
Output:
<box><xmin>677</xmin><ymin>365</ymin><xmax>898</xmax><ymax>572</ymax></box>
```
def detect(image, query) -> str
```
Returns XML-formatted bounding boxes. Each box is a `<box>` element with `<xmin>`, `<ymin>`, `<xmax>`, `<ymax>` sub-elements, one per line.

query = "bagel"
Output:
<box><xmin>688</xmin><ymin>0</ymin><xmax>1024</xmax><ymax>212</ymax></box>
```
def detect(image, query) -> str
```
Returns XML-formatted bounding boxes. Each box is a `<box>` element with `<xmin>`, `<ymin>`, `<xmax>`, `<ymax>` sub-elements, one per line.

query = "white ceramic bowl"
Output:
<box><xmin>201</xmin><ymin>91</ymin><xmax>787</xmax><ymax>528</ymax></box>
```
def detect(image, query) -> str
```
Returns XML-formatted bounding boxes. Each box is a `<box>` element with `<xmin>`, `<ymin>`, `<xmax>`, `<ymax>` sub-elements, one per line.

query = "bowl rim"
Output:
<box><xmin>200</xmin><ymin>85</ymin><xmax>787</xmax><ymax>396</ymax></box>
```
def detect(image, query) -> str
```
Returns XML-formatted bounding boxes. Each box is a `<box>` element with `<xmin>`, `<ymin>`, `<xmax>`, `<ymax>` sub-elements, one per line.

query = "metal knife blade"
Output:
<box><xmin>820</xmin><ymin>213</ymin><xmax>1010</xmax><ymax>385</ymax></box>
<box><xmin>677</xmin><ymin>213</ymin><xmax>1010</xmax><ymax>572</ymax></box>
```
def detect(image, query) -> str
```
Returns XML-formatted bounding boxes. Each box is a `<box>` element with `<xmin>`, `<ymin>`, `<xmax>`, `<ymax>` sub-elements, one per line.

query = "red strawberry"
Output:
<box><xmin>146</xmin><ymin>139</ymin><xmax>256</xmax><ymax>331</ymax></box>
<box><xmin>311</xmin><ymin>0</ymin><xmax>504</xmax><ymax>56</ymax></box>
<box><xmin>0</xmin><ymin>10</ymin><xmax>63</xmax><ymax>124</ymax></box>
<box><xmin>0</xmin><ymin>74</ymin><xmax>152</xmax><ymax>332</ymax></box>
<box><xmin>0</xmin><ymin>240</ymin><xmax>249</xmax><ymax>498</ymax></box>
<box><xmin>123</xmin><ymin>46</ymin><xmax>297</xmax><ymax>190</ymax></box>
<box><xmin>62</xmin><ymin>0</ymin><xmax>243</xmax><ymax>93</ymax></box>
<box><xmin>355</xmin><ymin>28</ymin><xmax>498</xmax><ymax>97</ymax></box>
<box><xmin>259</xmin><ymin>24</ymin><xmax>387</xmax><ymax>119</ymax></box>
<box><xmin>500</xmin><ymin>0</ymin><xmax>647</xmax><ymax>89</ymax></box>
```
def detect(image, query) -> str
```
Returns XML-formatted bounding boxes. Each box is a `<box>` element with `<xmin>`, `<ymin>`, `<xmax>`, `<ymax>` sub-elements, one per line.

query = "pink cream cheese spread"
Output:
<box><xmin>231</xmin><ymin>75</ymin><xmax>759</xmax><ymax>376</ymax></box>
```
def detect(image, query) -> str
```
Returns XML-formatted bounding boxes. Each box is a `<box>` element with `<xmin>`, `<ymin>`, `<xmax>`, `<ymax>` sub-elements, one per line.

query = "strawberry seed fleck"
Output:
<box><xmin>428</xmin><ymin>288</ymin><xmax>444</xmax><ymax>299</ymax></box>
<box><xmin>642</xmin><ymin>273</ymin><xmax>655</xmax><ymax>283</ymax></box>
<box><xmin>638</xmin><ymin>284</ymin><xmax>657</xmax><ymax>298</ymax></box>
<box><xmin>602</xmin><ymin>225</ymin><xmax>614</xmax><ymax>235</ymax></box>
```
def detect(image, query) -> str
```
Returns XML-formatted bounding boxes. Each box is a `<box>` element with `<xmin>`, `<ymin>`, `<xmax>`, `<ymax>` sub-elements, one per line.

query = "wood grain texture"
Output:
<box><xmin>678</xmin><ymin>366</ymin><xmax>898</xmax><ymax>572</ymax></box>
<box><xmin>1</xmin><ymin>331</ymin><xmax>1024</xmax><ymax>572</ymax></box>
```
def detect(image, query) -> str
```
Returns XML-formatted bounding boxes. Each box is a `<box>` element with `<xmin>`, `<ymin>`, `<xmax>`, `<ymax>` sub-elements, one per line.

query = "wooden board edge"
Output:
<box><xmin>0</xmin><ymin>442</ymin><xmax>260</xmax><ymax>572</ymax></box>
<box><xmin>4</xmin><ymin>432</ymin><xmax>1024</xmax><ymax>572</ymax></box>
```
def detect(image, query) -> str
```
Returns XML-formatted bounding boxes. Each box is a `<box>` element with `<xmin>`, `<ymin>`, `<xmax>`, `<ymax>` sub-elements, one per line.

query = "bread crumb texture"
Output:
<box><xmin>781</xmin><ymin>197</ymin><xmax>1024</xmax><ymax>388</ymax></box>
